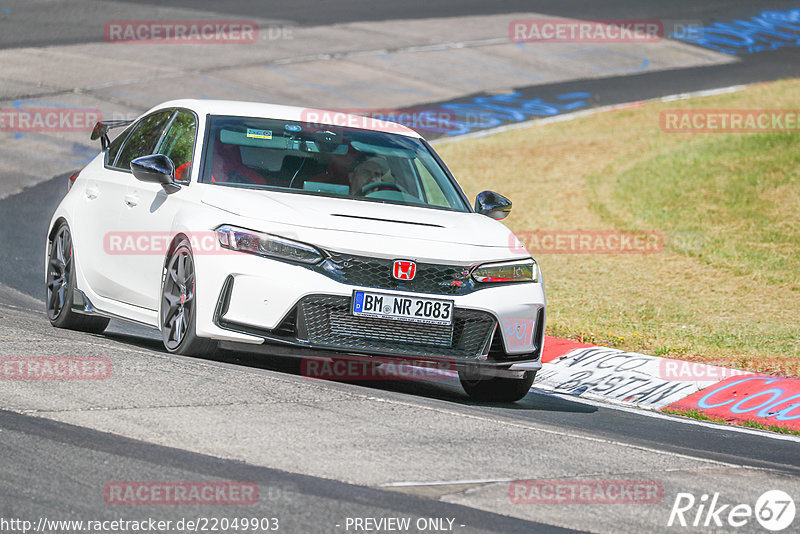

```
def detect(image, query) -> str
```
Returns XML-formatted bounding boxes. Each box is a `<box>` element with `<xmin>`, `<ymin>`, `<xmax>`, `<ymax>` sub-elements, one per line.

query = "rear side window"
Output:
<box><xmin>106</xmin><ymin>124</ymin><xmax>134</xmax><ymax>166</ymax></box>
<box><xmin>114</xmin><ymin>111</ymin><xmax>174</xmax><ymax>171</ymax></box>
<box><xmin>156</xmin><ymin>111</ymin><xmax>197</xmax><ymax>183</ymax></box>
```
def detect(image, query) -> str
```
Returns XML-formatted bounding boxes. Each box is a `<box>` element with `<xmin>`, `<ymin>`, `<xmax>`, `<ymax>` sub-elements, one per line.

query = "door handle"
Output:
<box><xmin>85</xmin><ymin>187</ymin><xmax>100</xmax><ymax>200</ymax></box>
<box><xmin>124</xmin><ymin>194</ymin><xmax>139</xmax><ymax>207</ymax></box>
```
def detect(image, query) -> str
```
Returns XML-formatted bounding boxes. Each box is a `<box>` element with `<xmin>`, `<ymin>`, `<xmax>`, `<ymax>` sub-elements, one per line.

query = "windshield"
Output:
<box><xmin>200</xmin><ymin>115</ymin><xmax>470</xmax><ymax>212</ymax></box>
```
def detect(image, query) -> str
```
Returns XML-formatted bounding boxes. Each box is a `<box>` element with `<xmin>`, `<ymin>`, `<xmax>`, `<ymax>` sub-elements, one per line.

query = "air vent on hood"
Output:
<box><xmin>331</xmin><ymin>213</ymin><xmax>444</xmax><ymax>228</ymax></box>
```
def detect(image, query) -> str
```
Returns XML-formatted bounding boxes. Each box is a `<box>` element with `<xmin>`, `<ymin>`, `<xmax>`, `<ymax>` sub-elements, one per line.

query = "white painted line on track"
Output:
<box><xmin>380</xmin><ymin>465</ymin><xmax>739</xmax><ymax>489</ymax></box>
<box><xmin>530</xmin><ymin>388</ymin><xmax>800</xmax><ymax>443</ymax></box>
<box><xmin>23</xmin><ymin>37</ymin><xmax>516</xmax><ymax>97</ymax></box>
<box><xmin>381</xmin><ymin>478</ymin><xmax>515</xmax><ymax>488</ymax></box>
<box><xmin>394</xmin><ymin>365</ymin><xmax>799</xmax><ymax>441</ymax></box>
<box><xmin>361</xmin><ymin>396</ymin><xmax>745</xmax><ymax>468</ymax></box>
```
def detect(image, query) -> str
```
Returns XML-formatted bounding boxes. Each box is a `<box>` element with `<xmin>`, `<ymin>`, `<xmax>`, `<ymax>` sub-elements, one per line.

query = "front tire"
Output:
<box><xmin>46</xmin><ymin>223</ymin><xmax>109</xmax><ymax>333</ymax></box>
<box><xmin>160</xmin><ymin>238</ymin><xmax>216</xmax><ymax>356</ymax></box>
<box><xmin>458</xmin><ymin>368</ymin><xmax>536</xmax><ymax>402</ymax></box>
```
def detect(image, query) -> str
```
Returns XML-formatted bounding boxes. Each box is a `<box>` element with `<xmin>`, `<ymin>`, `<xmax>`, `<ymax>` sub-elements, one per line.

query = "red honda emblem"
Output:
<box><xmin>393</xmin><ymin>260</ymin><xmax>417</xmax><ymax>280</ymax></box>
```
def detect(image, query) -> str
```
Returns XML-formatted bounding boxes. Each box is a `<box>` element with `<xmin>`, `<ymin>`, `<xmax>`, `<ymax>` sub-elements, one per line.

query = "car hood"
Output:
<box><xmin>200</xmin><ymin>186</ymin><xmax>524</xmax><ymax>254</ymax></box>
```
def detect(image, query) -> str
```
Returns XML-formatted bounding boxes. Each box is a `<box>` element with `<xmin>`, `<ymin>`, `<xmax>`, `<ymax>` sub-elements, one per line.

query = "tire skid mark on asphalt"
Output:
<box><xmin>17</xmin><ymin>398</ymin><xmax>362</xmax><ymax>415</ymax></box>
<box><xmin>2</xmin><ymin>37</ymin><xmax>517</xmax><ymax>103</ymax></box>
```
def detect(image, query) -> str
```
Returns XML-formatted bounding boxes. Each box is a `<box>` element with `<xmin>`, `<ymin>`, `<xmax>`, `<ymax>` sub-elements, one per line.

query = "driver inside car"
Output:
<box><xmin>210</xmin><ymin>136</ymin><xmax>269</xmax><ymax>186</ymax></box>
<box><xmin>348</xmin><ymin>156</ymin><xmax>397</xmax><ymax>195</ymax></box>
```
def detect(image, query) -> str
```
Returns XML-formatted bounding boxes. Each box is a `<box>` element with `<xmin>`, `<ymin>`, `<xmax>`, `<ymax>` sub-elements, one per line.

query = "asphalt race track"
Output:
<box><xmin>1</xmin><ymin>1</ymin><xmax>799</xmax><ymax>533</ymax></box>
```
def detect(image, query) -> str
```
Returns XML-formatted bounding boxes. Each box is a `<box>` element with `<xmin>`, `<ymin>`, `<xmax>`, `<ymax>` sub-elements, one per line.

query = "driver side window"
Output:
<box><xmin>157</xmin><ymin>111</ymin><xmax>197</xmax><ymax>183</ymax></box>
<box><xmin>113</xmin><ymin>110</ymin><xmax>174</xmax><ymax>171</ymax></box>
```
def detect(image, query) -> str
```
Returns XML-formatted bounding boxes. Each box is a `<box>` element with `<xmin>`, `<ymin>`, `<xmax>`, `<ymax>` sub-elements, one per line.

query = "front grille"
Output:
<box><xmin>313</xmin><ymin>252</ymin><xmax>477</xmax><ymax>295</ymax></box>
<box><xmin>298</xmin><ymin>295</ymin><xmax>495</xmax><ymax>359</ymax></box>
<box><xmin>329</xmin><ymin>312</ymin><xmax>453</xmax><ymax>347</ymax></box>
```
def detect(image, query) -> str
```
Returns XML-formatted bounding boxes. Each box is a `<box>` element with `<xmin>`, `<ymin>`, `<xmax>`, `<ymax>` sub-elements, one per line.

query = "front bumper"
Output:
<box><xmin>193</xmin><ymin>251</ymin><xmax>545</xmax><ymax>367</ymax></box>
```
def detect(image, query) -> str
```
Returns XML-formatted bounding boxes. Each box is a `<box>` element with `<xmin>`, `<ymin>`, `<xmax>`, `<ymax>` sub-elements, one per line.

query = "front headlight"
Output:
<box><xmin>472</xmin><ymin>258</ymin><xmax>538</xmax><ymax>283</ymax></box>
<box><xmin>216</xmin><ymin>225</ymin><xmax>324</xmax><ymax>265</ymax></box>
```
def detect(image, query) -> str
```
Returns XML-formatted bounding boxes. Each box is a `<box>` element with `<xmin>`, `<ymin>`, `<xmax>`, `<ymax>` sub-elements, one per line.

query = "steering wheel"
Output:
<box><xmin>356</xmin><ymin>181</ymin><xmax>404</xmax><ymax>197</ymax></box>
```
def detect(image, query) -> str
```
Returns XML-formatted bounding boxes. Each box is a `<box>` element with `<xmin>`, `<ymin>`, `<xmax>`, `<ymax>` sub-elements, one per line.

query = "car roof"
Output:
<box><xmin>146</xmin><ymin>99</ymin><xmax>422</xmax><ymax>138</ymax></box>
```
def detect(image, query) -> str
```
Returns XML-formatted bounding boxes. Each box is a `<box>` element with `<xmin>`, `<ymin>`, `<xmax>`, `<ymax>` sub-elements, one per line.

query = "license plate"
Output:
<box><xmin>352</xmin><ymin>291</ymin><xmax>453</xmax><ymax>326</ymax></box>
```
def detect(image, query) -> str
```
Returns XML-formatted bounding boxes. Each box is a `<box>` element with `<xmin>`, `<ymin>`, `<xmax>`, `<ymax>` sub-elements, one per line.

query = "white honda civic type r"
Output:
<box><xmin>46</xmin><ymin>99</ymin><xmax>545</xmax><ymax>402</ymax></box>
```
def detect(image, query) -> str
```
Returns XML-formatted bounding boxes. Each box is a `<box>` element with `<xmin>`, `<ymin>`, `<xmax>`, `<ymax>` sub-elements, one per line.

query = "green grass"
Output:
<box><xmin>663</xmin><ymin>408</ymin><xmax>800</xmax><ymax>436</ymax></box>
<box><xmin>437</xmin><ymin>79</ymin><xmax>800</xmax><ymax>375</ymax></box>
<box><xmin>591</xmin><ymin>133</ymin><xmax>800</xmax><ymax>287</ymax></box>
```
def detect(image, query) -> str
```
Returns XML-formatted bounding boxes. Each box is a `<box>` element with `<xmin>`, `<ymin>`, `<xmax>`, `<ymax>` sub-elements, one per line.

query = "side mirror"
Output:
<box><xmin>131</xmin><ymin>154</ymin><xmax>180</xmax><ymax>194</ymax></box>
<box><xmin>475</xmin><ymin>190</ymin><xmax>512</xmax><ymax>220</ymax></box>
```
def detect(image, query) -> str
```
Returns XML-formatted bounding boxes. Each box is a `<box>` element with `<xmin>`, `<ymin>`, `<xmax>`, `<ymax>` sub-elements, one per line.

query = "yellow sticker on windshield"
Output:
<box><xmin>246</xmin><ymin>128</ymin><xmax>272</xmax><ymax>140</ymax></box>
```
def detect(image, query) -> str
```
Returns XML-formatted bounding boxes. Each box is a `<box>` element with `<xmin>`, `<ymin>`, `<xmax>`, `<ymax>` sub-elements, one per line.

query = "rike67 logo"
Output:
<box><xmin>668</xmin><ymin>490</ymin><xmax>795</xmax><ymax>531</ymax></box>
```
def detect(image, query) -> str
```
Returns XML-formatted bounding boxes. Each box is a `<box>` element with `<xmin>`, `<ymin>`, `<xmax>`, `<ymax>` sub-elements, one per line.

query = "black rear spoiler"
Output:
<box><xmin>90</xmin><ymin>120</ymin><xmax>133</xmax><ymax>150</ymax></box>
